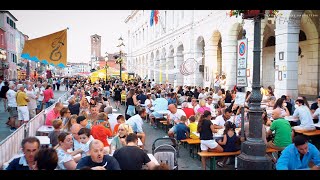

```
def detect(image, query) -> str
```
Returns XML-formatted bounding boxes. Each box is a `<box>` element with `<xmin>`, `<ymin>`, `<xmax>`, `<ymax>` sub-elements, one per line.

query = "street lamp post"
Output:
<box><xmin>237</xmin><ymin>12</ymin><xmax>272</xmax><ymax>170</ymax></box>
<box><xmin>105</xmin><ymin>52</ymin><xmax>109</xmax><ymax>82</ymax></box>
<box><xmin>116</xmin><ymin>36</ymin><xmax>125</xmax><ymax>83</ymax></box>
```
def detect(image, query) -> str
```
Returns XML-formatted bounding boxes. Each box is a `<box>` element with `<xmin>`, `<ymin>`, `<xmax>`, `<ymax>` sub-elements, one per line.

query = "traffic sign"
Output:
<box><xmin>237</xmin><ymin>77</ymin><xmax>248</xmax><ymax>87</ymax></box>
<box><xmin>237</xmin><ymin>69</ymin><xmax>246</xmax><ymax>77</ymax></box>
<box><xmin>237</xmin><ymin>38</ymin><xmax>248</xmax><ymax>87</ymax></box>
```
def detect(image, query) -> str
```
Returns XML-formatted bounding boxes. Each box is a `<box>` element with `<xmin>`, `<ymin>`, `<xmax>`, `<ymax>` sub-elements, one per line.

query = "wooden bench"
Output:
<box><xmin>302</xmin><ymin>130</ymin><xmax>320</xmax><ymax>136</ymax></box>
<box><xmin>198</xmin><ymin>147</ymin><xmax>279</xmax><ymax>170</ymax></box>
<box><xmin>159</xmin><ymin>121</ymin><xmax>169</xmax><ymax>132</ymax></box>
<box><xmin>180</xmin><ymin>139</ymin><xmax>201</xmax><ymax>158</ymax></box>
<box><xmin>294</xmin><ymin>129</ymin><xmax>316</xmax><ymax>134</ymax></box>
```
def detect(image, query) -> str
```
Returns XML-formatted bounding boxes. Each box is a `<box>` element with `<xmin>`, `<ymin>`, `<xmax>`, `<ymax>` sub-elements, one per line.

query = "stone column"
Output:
<box><xmin>159</xmin><ymin>57</ymin><xmax>166</xmax><ymax>84</ymax></box>
<box><xmin>221</xmin><ymin>38</ymin><xmax>237</xmax><ymax>91</ymax></box>
<box><xmin>193</xmin><ymin>51</ymin><xmax>204</xmax><ymax>87</ymax></box>
<box><xmin>166</xmin><ymin>55</ymin><xmax>175</xmax><ymax>85</ymax></box>
<box><xmin>274</xmin><ymin>11</ymin><xmax>302</xmax><ymax>99</ymax></box>
<box><xmin>174</xmin><ymin>52</ymin><xmax>184</xmax><ymax>87</ymax></box>
<box><xmin>154</xmin><ymin>59</ymin><xmax>159</xmax><ymax>83</ymax></box>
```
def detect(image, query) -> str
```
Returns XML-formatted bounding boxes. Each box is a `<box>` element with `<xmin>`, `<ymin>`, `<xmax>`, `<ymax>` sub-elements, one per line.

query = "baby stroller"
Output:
<box><xmin>152</xmin><ymin>137</ymin><xmax>179</xmax><ymax>170</ymax></box>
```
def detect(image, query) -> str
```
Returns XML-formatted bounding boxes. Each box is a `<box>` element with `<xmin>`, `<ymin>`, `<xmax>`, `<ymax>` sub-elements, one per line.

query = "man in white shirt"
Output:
<box><xmin>213</xmin><ymin>108</ymin><xmax>233</xmax><ymax>129</ymax></box>
<box><xmin>34</xmin><ymin>83</ymin><xmax>45</xmax><ymax>113</ymax></box>
<box><xmin>198</xmin><ymin>89</ymin><xmax>206</xmax><ymax>100</ymax></box>
<box><xmin>167</xmin><ymin>104</ymin><xmax>187</xmax><ymax>137</ymax></box>
<box><xmin>206</xmin><ymin>96</ymin><xmax>217</xmax><ymax>117</ymax></box>
<box><xmin>6</xmin><ymin>84</ymin><xmax>18</xmax><ymax>131</ymax></box>
<box><xmin>189</xmin><ymin>97</ymin><xmax>200</xmax><ymax>114</ymax></box>
<box><xmin>293</xmin><ymin>99</ymin><xmax>315</xmax><ymax>131</ymax></box>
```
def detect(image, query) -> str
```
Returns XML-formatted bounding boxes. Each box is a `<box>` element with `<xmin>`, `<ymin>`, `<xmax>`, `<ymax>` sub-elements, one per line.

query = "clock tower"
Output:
<box><xmin>90</xmin><ymin>34</ymin><xmax>101</xmax><ymax>70</ymax></box>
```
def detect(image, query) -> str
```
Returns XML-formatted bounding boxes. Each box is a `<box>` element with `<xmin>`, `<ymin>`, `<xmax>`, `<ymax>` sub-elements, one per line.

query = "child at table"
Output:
<box><xmin>78</xmin><ymin>128</ymin><xmax>94</xmax><ymax>158</ymax></box>
<box><xmin>217</xmin><ymin>121</ymin><xmax>240</xmax><ymax>168</ymax></box>
<box><xmin>48</xmin><ymin>119</ymin><xmax>63</xmax><ymax>148</ymax></box>
<box><xmin>188</xmin><ymin>115</ymin><xmax>199</xmax><ymax>139</ymax></box>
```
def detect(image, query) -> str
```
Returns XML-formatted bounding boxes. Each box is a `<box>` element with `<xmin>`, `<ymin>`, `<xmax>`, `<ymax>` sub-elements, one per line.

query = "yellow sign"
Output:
<box><xmin>22</xmin><ymin>29</ymin><xmax>67</xmax><ymax>66</ymax></box>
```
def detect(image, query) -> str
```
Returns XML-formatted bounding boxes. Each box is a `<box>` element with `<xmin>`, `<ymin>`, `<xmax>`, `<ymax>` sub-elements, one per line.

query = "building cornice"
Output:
<box><xmin>0</xmin><ymin>11</ymin><xmax>18</xmax><ymax>21</ymax></box>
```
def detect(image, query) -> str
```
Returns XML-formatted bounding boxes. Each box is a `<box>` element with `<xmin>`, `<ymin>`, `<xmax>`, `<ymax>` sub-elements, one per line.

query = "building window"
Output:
<box><xmin>0</xmin><ymin>34</ymin><xmax>3</xmax><ymax>45</ymax></box>
<box><xmin>13</xmin><ymin>23</ymin><xmax>16</xmax><ymax>29</ymax></box>
<box><xmin>265</xmin><ymin>36</ymin><xmax>275</xmax><ymax>47</ymax></box>
<box><xmin>7</xmin><ymin>17</ymin><xmax>9</xmax><ymax>24</ymax></box>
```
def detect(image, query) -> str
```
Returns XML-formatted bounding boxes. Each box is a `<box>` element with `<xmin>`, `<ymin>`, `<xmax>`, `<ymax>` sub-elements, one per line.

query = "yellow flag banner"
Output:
<box><xmin>21</xmin><ymin>29</ymin><xmax>67</xmax><ymax>67</ymax></box>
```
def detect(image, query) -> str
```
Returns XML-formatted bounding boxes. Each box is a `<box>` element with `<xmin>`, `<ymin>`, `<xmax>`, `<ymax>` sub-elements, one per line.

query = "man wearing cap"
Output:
<box><xmin>16</xmin><ymin>84</ymin><xmax>30</xmax><ymax>127</ymax></box>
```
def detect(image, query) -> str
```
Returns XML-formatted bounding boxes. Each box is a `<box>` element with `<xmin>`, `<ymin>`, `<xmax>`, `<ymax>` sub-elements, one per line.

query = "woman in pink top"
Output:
<box><xmin>43</xmin><ymin>85</ymin><xmax>54</xmax><ymax>108</ymax></box>
<box><xmin>197</xmin><ymin>99</ymin><xmax>211</xmax><ymax>115</ymax></box>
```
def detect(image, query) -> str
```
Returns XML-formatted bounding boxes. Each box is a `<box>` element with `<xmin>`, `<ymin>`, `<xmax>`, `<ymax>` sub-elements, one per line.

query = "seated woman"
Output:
<box><xmin>217</xmin><ymin>121</ymin><xmax>240</xmax><ymax>168</ymax></box>
<box><xmin>273</xmin><ymin>98</ymin><xmax>290</xmax><ymax>117</ymax></box>
<box><xmin>56</xmin><ymin>132</ymin><xmax>80</xmax><ymax>170</ymax></box>
<box><xmin>216</xmin><ymin>100</ymin><xmax>226</xmax><ymax>116</ymax></box>
<box><xmin>197</xmin><ymin>99</ymin><xmax>211</xmax><ymax>115</ymax></box>
<box><xmin>110</xmin><ymin>124</ymin><xmax>133</xmax><ymax>154</ymax></box>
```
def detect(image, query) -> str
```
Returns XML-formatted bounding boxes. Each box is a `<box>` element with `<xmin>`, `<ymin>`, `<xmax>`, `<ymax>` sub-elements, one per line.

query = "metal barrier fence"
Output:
<box><xmin>0</xmin><ymin>125</ymin><xmax>25</xmax><ymax>169</ymax></box>
<box><xmin>27</xmin><ymin>111</ymin><xmax>45</xmax><ymax>137</ymax></box>
<box><xmin>0</xmin><ymin>91</ymin><xmax>70</xmax><ymax>169</ymax></box>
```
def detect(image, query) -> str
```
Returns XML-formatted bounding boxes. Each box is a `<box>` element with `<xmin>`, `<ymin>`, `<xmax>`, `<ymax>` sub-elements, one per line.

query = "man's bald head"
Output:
<box><xmin>272</xmin><ymin>108</ymin><xmax>282</xmax><ymax>120</ymax></box>
<box><xmin>168</xmin><ymin>104</ymin><xmax>177</xmax><ymax>113</ymax></box>
<box><xmin>71</xmin><ymin>124</ymin><xmax>82</xmax><ymax>140</ymax></box>
<box><xmin>89</xmin><ymin>139</ymin><xmax>104</xmax><ymax>150</ymax></box>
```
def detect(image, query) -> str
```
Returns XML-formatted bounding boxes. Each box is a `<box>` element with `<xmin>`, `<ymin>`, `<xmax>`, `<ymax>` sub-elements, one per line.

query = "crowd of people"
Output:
<box><xmin>3</xmin><ymin>76</ymin><xmax>320</xmax><ymax>170</ymax></box>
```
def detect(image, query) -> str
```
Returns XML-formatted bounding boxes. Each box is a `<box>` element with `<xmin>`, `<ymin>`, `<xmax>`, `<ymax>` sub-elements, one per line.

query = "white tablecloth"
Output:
<box><xmin>37</xmin><ymin>125</ymin><xmax>54</xmax><ymax>134</ymax></box>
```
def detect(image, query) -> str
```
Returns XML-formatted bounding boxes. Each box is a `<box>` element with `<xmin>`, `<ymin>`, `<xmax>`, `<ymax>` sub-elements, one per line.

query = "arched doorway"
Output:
<box><xmin>262</xmin><ymin>23</ymin><xmax>276</xmax><ymax>88</ymax></box>
<box><xmin>297</xmin><ymin>10</ymin><xmax>320</xmax><ymax>96</ymax></box>
<box><xmin>195</xmin><ymin>36</ymin><xmax>205</xmax><ymax>86</ymax></box>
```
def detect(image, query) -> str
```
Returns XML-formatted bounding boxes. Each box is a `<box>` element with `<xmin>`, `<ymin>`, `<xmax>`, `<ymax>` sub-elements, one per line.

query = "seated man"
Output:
<box><xmin>45</xmin><ymin>102</ymin><xmax>63</xmax><ymax>126</ymax></box>
<box><xmin>213</xmin><ymin>108</ymin><xmax>232</xmax><ymax>129</ymax></box>
<box><xmin>167</xmin><ymin>104</ymin><xmax>187</xmax><ymax>137</ymax></box>
<box><xmin>267</xmin><ymin>108</ymin><xmax>293</xmax><ymax>151</ymax></box>
<box><xmin>149</xmin><ymin>93</ymin><xmax>168</xmax><ymax>128</ymax></box>
<box><xmin>113</xmin><ymin>133</ymin><xmax>156</xmax><ymax>170</ymax></box>
<box><xmin>126</xmin><ymin>109</ymin><xmax>147</xmax><ymax>149</ymax></box>
<box><xmin>276</xmin><ymin>135</ymin><xmax>320</xmax><ymax>170</ymax></box>
<box><xmin>76</xmin><ymin>139</ymin><xmax>120</xmax><ymax>170</ymax></box>
<box><xmin>292</xmin><ymin>99</ymin><xmax>315</xmax><ymax>131</ymax></box>
<box><xmin>6</xmin><ymin>137</ymin><xmax>40</xmax><ymax>170</ymax></box>
<box><xmin>168</xmin><ymin>115</ymin><xmax>189</xmax><ymax>142</ymax></box>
